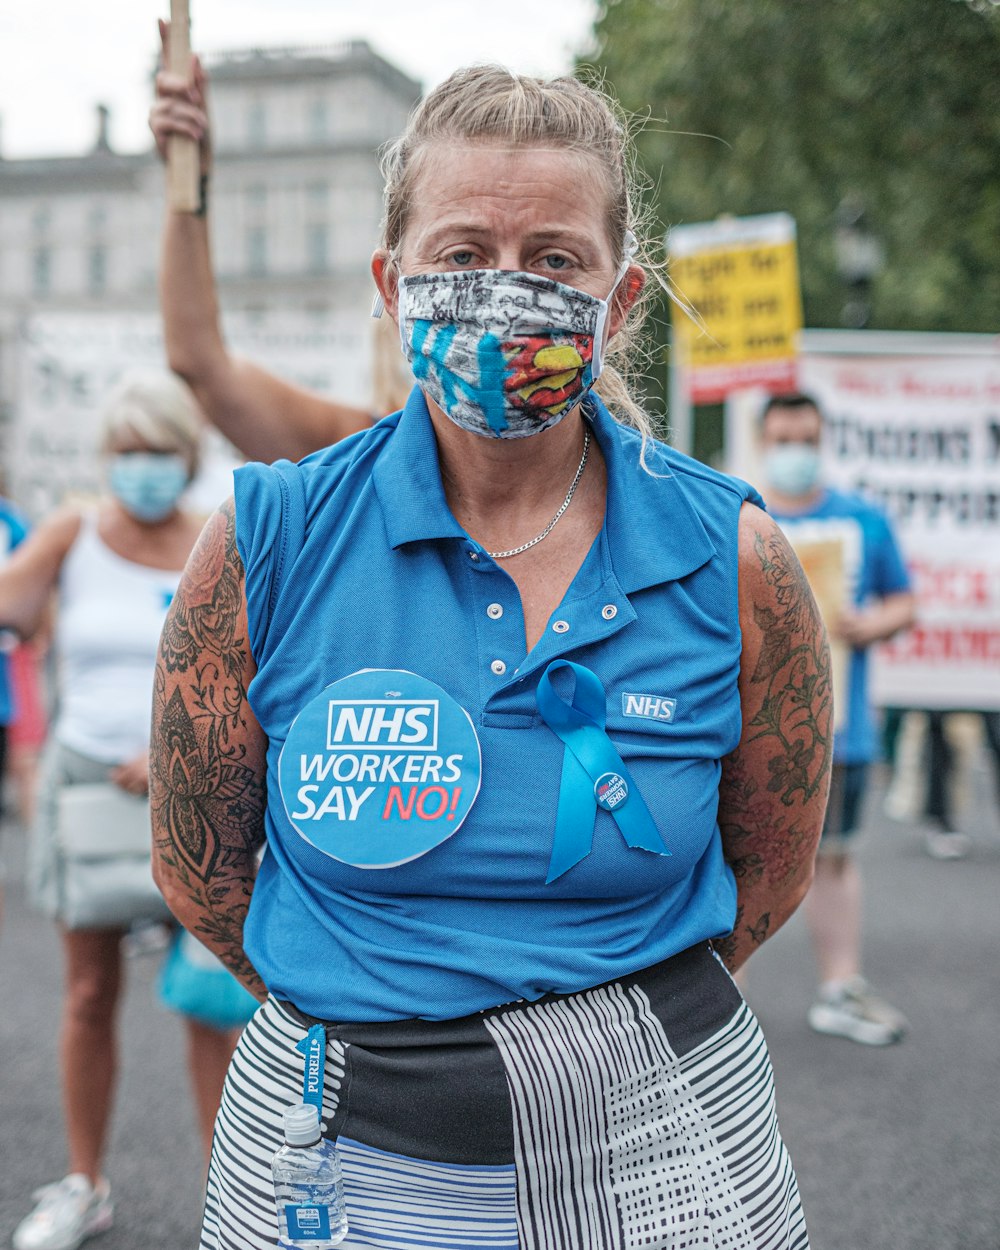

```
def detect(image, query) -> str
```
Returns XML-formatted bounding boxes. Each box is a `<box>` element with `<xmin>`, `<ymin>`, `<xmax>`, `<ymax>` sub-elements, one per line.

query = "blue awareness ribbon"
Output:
<box><xmin>536</xmin><ymin>660</ymin><xmax>670</xmax><ymax>883</ymax></box>
<box><xmin>295</xmin><ymin>1024</ymin><xmax>326</xmax><ymax>1112</ymax></box>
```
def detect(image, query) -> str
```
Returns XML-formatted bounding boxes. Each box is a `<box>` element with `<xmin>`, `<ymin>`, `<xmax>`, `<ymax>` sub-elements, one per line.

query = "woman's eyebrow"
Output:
<box><xmin>416</xmin><ymin>225</ymin><xmax>597</xmax><ymax>251</ymax></box>
<box><xmin>417</xmin><ymin>224</ymin><xmax>493</xmax><ymax>248</ymax></box>
<box><xmin>520</xmin><ymin>228</ymin><xmax>596</xmax><ymax>250</ymax></box>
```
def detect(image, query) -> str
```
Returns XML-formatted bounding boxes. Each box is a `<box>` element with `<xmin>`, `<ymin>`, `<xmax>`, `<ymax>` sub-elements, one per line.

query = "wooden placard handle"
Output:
<box><xmin>167</xmin><ymin>0</ymin><xmax>200</xmax><ymax>213</ymax></box>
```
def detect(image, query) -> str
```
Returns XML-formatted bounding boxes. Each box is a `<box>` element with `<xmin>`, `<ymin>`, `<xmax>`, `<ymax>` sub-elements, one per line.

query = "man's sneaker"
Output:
<box><xmin>925</xmin><ymin>828</ymin><xmax>972</xmax><ymax>861</ymax></box>
<box><xmin>807</xmin><ymin>977</ymin><xmax>908</xmax><ymax>1046</ymax></box>
<box><xmin>12</xmin><ymin>1174</ymin><xmax>113</xmax><ymax>1250</ymax></box>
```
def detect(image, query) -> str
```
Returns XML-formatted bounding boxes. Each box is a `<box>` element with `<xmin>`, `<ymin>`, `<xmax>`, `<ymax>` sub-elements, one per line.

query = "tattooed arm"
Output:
<box><xmin>713</xmin><ymin>504</ymin><xmax>833</xmax><ymax>972</ymax></box>
<box><xmin>150</xmin><ymin>498</ymin><xmax>268</xmax><ymax>999</ymax></box>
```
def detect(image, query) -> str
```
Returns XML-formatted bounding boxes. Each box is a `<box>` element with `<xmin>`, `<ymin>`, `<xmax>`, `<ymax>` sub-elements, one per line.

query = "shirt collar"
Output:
<box><xmin>373</xmin><ymin>386</ymin><xmax>717</xmax><ymax>590</ymax></box>
<box><xmin>372</xmin><ymin>387</ymin><xmax>469</xmax><ymax>548</ymax></box>
<box><xmin>586</xmin><ymin>393</ymin><xmax>717</xmax><ymax>592</ymax></box>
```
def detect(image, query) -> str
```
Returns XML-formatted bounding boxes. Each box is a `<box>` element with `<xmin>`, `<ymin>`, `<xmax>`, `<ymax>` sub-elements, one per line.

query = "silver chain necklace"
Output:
<box><xmin>486</xmin><ymin>429</ymin><xmax>591</xmax><ymax>560</ymax></box>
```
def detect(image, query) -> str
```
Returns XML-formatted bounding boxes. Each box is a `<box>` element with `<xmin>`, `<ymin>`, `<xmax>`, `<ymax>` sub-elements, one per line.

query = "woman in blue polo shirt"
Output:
<box><xmin>151</xmin><ymin>67</ymin><xmax>832</xmax><ymax>1250</ymax></box>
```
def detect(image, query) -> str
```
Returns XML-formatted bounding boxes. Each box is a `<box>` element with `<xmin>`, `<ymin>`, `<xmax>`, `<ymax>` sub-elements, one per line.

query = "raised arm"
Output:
<box><xmin>714</xmin><ymin>503</ymin><xmax>833</xmax><ymax>972</ymax></box>
<box><xmin>150</xmin><ymin>498</ymin><xmax>268</xmax><ymax>999</ymax></box>
<box><xmin>150</xmin><ymin>22</ymin><xmax>372</xmax><ymax>463</ymax></box>
<box><xmin>0</xmin><ymin>510</ymin><xmax>80</xmax><ymax>640</ymax></box>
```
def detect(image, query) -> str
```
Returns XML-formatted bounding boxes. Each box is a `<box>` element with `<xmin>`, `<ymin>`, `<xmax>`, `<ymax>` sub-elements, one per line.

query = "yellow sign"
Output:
<box><xmin>667</xmin><ymin>213</ymin><xmax>803</xmax><ymax>402</ymax></box>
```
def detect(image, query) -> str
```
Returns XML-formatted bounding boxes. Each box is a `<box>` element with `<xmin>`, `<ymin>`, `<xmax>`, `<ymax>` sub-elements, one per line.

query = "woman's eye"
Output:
<box><xmin>541</xmin><ymin>254</ymin><xmax>570</xmax><ymax>271</ymax></box>
<box><xmin>448</xmin><ymin>251</ymin><xmax>475</xmax><ymax>267</ymax></box>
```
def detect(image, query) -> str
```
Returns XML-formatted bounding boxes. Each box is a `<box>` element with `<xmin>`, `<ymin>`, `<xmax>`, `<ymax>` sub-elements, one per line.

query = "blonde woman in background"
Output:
<box><xmin>0</xmin><ymin>375</ymin><xmax>239</xmax><ymax>1250</ymax></box>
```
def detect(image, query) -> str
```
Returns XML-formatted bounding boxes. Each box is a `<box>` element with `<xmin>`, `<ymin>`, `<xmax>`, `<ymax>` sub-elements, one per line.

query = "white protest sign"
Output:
<box><xmin>726</xmin><ymin>330</ymin><xmax>1000</xmax><ymax>710</ymax></box>
<box><xmin>9</xmin><ymin>308</ymin><xmax>371</xmax><ymax>520</ymax></box>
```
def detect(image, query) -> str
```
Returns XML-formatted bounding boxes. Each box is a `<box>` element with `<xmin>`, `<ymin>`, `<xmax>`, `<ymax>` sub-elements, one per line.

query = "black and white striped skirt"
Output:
<box><xmin>202</xmin><ymin>943</ymin><xmax>808</xmax><ymax>1249</ymax></box>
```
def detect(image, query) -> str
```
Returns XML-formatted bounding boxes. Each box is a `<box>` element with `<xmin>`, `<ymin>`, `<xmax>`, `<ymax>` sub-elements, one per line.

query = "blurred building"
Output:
<box><xmin>0</xmin><ymin>40</ymin><xmax>421</xmax><ymax>435</ymax></box>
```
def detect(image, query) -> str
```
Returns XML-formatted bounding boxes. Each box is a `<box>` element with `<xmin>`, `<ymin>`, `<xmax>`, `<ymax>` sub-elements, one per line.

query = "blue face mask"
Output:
<box><xmin>762</xmin><ymin>444</ymin><xmax>822</xmax><ymax>497</ymax></box>
<box><xmin>108</xmin><ymin>453</ymin><xmax>189</xmax><ymax>522</ymax></box>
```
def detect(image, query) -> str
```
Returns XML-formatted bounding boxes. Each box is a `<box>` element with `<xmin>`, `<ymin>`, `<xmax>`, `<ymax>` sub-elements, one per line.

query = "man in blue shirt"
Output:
<box><xmin>760</xmin><ymin>393</ymin><xmax>916</xmax><ymax>1045</ymax></box>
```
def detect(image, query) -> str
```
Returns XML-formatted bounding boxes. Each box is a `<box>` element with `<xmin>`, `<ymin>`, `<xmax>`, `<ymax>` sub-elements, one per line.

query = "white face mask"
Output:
<box><xmin>761</xmin><ymin>444</ymin><xmax>823</xmax><ymax>497</ymax></box>
<box><xmin>108</xmin><ymin>453</ymin><xmax>188</xmax><ymax>521</ymax></box>
<box><xmin>377</xmin><ymin>238</ymin><xmax>636</xmax><ymax>439</ymax></box>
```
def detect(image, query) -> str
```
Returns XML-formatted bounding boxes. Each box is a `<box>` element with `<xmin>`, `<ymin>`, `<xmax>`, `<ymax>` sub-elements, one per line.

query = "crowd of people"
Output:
<box><xmin>0</xmin><ymin>24</ymin><xmax>996</xmax><ymax>1250</ymax></box>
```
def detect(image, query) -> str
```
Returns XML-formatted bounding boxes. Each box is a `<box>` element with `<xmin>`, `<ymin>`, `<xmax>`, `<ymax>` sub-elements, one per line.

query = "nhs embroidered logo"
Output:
<box><xmin>326</xmin><ymin>699</ymin><xmax>439</xmax><ymax>751</ymax></box>
<box><xmin>622</xmin><ymin>692</ymin><xmax>677</xmax><ymax>723</ymax></box>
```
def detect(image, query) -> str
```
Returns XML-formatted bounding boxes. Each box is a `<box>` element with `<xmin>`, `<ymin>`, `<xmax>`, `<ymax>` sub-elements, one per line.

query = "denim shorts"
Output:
<box><xmin>819</xmin><ymin>762</ymin><xmax>869</xmax><ymax>853</ymax></box>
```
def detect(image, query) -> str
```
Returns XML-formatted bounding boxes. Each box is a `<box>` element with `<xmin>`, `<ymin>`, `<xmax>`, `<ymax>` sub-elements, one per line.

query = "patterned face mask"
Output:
<box><xmin>390</xmin><ymin>259</ymin><xmax>632</xmax><ymax>439</ymax></box>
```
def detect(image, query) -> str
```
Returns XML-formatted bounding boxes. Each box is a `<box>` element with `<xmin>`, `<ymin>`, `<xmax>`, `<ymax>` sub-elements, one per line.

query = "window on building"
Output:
<box><xmin>308</xmin><ymin>98</ymin><xmax>328</xmax><ymax>143</ymax></box>
<box><xmin>246</xmin><ymin>227</ymin><xmax>268</xmax><ymax>276</ymax></box>
<box><xmin>246</xmin><ymin>183</ymin><xmax>267</xmax><ymax>211</ymax></box>
<box><xmin>307</xmin><ymin>181</ymin><xmax>328</xmax><ymax>211</ymax></box>
<box><xmin>247</xmin><ymin>99</ymin><xmax>267</xmax><ymax>147</ymax></box>
<box><xmin>32</xmin><ymin>207</ymin><xmax>50</xmax><ymax>234</ymax></box>
<box><xmin>88</xmin><ymin>245</ymin><xmax>107</xmax><ymax>295</ymax></box>
<box><xmin>32</xmin><ymin>247</ymin><xmax>51</xmax><ymax>296</ymax></box>
<box><xmin>306</xmin><ymin>224</ymin><xmax>328</xmax><ymax>274</ymax></box>
<box><xmin>89</xmin><ymin>204</ymin><xmax>107</xmax><ymax>232</ymax></box>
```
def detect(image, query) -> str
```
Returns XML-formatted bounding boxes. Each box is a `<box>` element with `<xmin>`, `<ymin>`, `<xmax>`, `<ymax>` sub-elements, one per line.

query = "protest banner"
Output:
<box><xmin>668</xmin><ymin>212</ymin><xmax>803</xmax><ymax>406</ymax></box>
<box><xmin>726</xmin><ymin>330</ymin><xmax>1000</xmax><ymax>710</ymax></box>
<box><xmin>8</xmin><ymin>308</ymin><xmax>369</xmax><ymax>519</ymax></box>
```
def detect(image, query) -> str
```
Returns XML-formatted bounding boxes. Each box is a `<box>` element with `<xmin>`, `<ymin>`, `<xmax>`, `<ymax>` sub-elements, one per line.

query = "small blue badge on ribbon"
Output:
<box><xmin>594</xmin><ymin>772</ymin><xmax>629</xmax><ymax>811</ymax></box>
<box><xmin>536</xmin><ymin>660</ymin><xmax>670</xmax><ymax>882</ymax></box>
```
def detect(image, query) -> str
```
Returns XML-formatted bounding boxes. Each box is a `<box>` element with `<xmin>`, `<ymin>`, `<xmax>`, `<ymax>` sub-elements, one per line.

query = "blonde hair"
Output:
<box><xmin>379</xmin><ymin>65</ymin><xmax>660</xmax><ymax>440</ymax></box>
<box><xmin>99</xmin><ymin>372</ymin><xmax>203</xmax><ymax>479</ymax></box>
<box><xmin>370</xmin><ymin>311</ymin><xmax>413</xmax><ymax>417</ymax></box>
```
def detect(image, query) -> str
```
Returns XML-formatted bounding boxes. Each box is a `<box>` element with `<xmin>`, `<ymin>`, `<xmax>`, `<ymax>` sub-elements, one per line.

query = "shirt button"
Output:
<box><xmin>602</xmin><ymin>604</ymin><xmax>618</xmax><ymax>620</ymax></box>
<box><xmin>552</xmin><ymin>620</ymin><xmax>570</xmax><ymax>634</ymax></box>
<box><xmin>490</xmin><ymin>659</ymin><xmax>507</xmax><ymax>676</ymax></box>
<box><xmin>469</xmin><ymin>551</ymin><xmax>480</xmax><ymax>562</ymax></box>
<box><xmin>487</xmin><ymin>603</ymin><xmax>503</xmax><ymax>619</ymax></box>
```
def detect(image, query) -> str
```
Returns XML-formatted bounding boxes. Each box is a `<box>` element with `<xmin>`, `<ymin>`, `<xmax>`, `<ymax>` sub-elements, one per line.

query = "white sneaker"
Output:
<box><xmin>807</xmin><ymin>977</ymin><xmax>908</xmax><ymax>1046</ymax></box>
<box><xmin>122</xmin><ymin>920</ymin><xmax>173</xmax><ymax>958</ymax></box>
<box><xmin>925</xmin><ymin>829</ymin><xmax>972</xmax><ymax>860</ymax></box>
<box><xmin>12</xmin><ymin>1174</ymin><xmax>113</xmax><ymax>1250</ymax></box>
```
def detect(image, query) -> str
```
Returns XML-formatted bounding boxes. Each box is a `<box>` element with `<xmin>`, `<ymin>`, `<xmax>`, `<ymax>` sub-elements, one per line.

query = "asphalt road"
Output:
<box><xmin>1</xmin><ymin>761</ymin><xmax>998</xmax><ymax>1250</ymax></box>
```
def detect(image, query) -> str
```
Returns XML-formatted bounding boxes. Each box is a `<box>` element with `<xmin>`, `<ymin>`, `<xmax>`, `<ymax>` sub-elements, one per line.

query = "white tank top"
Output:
<box><xmin>55</xmin><ymin>513</ymin><xmax>182</xmax><ymax>763</ymax></box>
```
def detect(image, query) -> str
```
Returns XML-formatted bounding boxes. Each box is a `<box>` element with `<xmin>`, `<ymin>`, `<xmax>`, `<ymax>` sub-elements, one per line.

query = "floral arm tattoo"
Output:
<box><xmin>714</xmin><ymin>511</ymin><xmax>833</xmax><ymax>972</ymax></box>
<box><xmin>150</xmin><ymin>499</ymin><xmax>268</xmax><ymax>999</ymax></box>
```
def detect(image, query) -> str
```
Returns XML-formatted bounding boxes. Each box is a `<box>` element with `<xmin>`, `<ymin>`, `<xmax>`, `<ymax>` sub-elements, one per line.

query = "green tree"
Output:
<box><xmin>587</xmin><ymin>0</ymin><xmax>1000</xmax><ymax>335</ymax></box>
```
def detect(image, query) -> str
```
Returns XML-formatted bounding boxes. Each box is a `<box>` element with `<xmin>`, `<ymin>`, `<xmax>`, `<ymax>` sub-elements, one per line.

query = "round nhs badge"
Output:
<box><xmin>278</xmin><ymin>669</ymin><xmax>482</xmax><ymax>869</ymax></box>
<box><xmin>594</xmin><ymin>771</ymin><xmax>629</xmax><ymax>813</ymax></box>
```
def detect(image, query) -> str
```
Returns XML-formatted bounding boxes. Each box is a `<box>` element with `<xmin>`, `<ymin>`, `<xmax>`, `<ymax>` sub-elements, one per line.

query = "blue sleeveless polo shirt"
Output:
<box><xmin>235</xmin><ymin>389</ymin><xmax>764</xmax><ymax>1022</ymax></box>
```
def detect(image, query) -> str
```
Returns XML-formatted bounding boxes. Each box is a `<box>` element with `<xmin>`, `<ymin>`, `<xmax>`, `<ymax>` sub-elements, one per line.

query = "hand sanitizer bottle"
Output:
<box><xmin>272</xmin><ymin>1103</ymin><xmax>348</xmax><ymax>1247</ymax></box>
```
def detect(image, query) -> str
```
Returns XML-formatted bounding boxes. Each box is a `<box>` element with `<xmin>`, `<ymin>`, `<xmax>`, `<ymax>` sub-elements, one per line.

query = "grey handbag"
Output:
<box><xmin>55</xmin><ymin>783</ymin><xmax>173</xmax><ymax>930</ymax></box>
